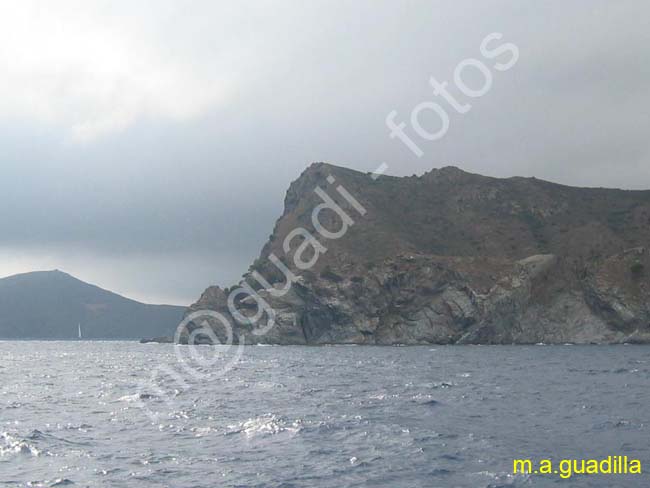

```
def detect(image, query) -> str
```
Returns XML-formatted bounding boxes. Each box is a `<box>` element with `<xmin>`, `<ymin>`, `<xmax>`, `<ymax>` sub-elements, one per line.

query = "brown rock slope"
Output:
<box><xmin>188</xmin><ymin>163</ymin><xmax>650</xmax><ymax>344</ymax></box>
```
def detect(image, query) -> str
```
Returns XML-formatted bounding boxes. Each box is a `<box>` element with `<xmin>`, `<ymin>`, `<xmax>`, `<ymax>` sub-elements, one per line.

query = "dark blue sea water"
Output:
<box><xmin>0</xmin><ymin>342</ymin><xmax>648</xmax><ymax>487</ymax></box>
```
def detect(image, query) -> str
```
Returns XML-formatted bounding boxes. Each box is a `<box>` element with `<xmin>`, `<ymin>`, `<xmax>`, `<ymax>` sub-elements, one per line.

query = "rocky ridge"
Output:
<box><xmin>187</xmin><ymin>163</ymin><xmax>650</xmax><ymax>344</ymax></box>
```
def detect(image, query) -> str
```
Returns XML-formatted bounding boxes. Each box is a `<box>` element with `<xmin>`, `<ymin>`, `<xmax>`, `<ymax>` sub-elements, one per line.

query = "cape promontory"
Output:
<box><xmin>187</xmin><ymin>163</ymin><xmax>650</xmax><ymax>344</ymax></box>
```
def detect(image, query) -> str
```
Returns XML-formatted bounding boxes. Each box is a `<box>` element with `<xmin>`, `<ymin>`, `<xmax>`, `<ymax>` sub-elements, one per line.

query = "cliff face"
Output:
<box><xmin>188</xmin><ymin>163</ymin><xmax>650</xmax><ymax>344</ymax></box>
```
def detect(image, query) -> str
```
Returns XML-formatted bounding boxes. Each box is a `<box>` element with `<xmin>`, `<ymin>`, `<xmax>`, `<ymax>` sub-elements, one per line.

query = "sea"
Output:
<box><xmin>0</xmin><ymin>342</ymin><xmax>649</xmax><ymax>487</ymax></box>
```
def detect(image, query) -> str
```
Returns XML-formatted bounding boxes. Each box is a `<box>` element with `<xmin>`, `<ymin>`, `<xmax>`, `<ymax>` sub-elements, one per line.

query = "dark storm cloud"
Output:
<box><xmin>0</xmin><ymin>0</ymin><xmax>649</xmax><ymax>304</ymax></box>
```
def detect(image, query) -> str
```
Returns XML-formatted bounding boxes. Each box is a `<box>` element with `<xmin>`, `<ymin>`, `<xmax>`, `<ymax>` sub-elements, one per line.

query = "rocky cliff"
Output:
<box><xmin>187</xmin><ymin>163</ymin><xmax>650</xmax><ymax>344</ymax></box>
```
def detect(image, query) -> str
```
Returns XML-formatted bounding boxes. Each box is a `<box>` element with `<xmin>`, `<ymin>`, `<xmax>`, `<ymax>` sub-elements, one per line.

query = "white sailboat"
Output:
<box><xmin>78</xmin><ymin>323</ymin><xmax>82</xmax><ymax>340</ymax></box>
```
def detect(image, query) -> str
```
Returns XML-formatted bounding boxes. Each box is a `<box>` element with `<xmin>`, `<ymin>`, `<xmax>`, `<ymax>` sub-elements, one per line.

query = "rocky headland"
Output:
<box><xmin>186</xmin><ymin>163</ymin><xmax>650</xmax><ymax>345</ymax></box>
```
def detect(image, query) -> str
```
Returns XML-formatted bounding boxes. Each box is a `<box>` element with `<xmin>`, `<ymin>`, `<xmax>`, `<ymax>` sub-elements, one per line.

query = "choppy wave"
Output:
<box><xmin>227</xmin><ymin>414</ymin><xmax>303</xmax><ymax>437</ymax></box>
<box><xmin>117</xmin><ymin>393</ymin><xmax>156</xmax><ymax>402</ymax></box>
<box><xmin>0</xmin><ymin>432</ymin><xmax>41</xmax><ymax>457</ymax></box>
<box><xmin>1</xmin><ymin>341</ymin><xmax>648</xmax><ymax>487</ymax></box>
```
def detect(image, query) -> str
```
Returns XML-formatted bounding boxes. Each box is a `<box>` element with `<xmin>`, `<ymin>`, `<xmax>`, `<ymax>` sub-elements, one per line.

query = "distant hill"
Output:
<box><xmin>0</xmin><ymin>270</ymin><xmax>184</xmax><ymax>339</ymax></box>
<box><xmin>189</xmin><ymin>163</ymin><xmax>650</xmax><ymax>345</ymax></box>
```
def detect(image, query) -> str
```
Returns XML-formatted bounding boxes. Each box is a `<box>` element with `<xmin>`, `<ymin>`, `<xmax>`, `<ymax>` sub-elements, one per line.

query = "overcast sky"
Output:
<box><xmin>0</xmin><ymin>0</ymin><xmax>648</xmax><ymax>305</ymax></box>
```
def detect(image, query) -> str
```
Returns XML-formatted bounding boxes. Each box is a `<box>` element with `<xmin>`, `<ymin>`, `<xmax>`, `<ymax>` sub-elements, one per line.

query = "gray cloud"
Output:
<box><xmin>1</xmin><ymin>0</ymin><xmax>649</xmax><ymax>304</ymax></box>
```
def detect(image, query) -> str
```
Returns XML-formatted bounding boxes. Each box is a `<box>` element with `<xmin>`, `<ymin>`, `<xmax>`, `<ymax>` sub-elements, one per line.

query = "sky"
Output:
<box><xmin>0</xmin><ymin>0</ymin><xmax>649</xmax><ymax>305</ymax></box>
